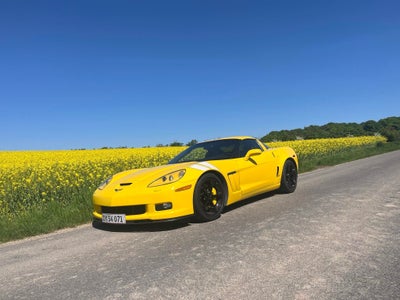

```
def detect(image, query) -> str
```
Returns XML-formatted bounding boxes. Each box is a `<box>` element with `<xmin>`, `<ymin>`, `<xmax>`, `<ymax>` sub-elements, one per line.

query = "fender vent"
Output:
<box><xmin>120</xmin><ymin>183</ymin><xmax>132</xmax><ymax>186</ymax></box>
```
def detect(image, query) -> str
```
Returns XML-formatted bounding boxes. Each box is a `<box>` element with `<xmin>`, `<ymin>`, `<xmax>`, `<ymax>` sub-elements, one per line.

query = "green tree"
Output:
<box><xmin>186</xmin><ymin>139</ymin><xmax>198</xmax><ymax>146</ymax></box>
<box><xmin>169</xmin><ymin>141</ymin><xmax>184</xmax><ymax>147</ymax></box>
<box><xmin>260</xmin><ymin>116</ymin><xmax>400</xmax><ymax>142</ymax></box>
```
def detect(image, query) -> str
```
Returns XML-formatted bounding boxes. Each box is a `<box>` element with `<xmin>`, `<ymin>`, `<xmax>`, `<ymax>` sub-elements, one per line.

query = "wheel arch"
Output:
<box><xmin>277</xmin><ymin>146</ymin><xmax>298</xmax><ymax>173</ymax></box>
<box><xmin>192</xmin><ymin>170</ymin><xmax>230</xmax><ymax>222</ymax></box>
<box><xmin>279</xmin><ymin>156</ymin><xmax>298</xmax><ymax>177</ymax></box>
<box><xmin>279</xmin><ymin>157</ymin><xmax>298</xmax><ymax>193</ymax></box>
<box><xmin>284</xmin><ymin>157</ymin><xmax>298</xmax><ymax>169</ymax></box>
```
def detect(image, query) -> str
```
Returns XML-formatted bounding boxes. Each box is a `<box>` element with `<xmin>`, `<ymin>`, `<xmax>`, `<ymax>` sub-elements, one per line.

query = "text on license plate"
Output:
<box><xmin>102</xmin><ymin>213</ymin><xmax>126</xmax><ymax>224</ymax></box>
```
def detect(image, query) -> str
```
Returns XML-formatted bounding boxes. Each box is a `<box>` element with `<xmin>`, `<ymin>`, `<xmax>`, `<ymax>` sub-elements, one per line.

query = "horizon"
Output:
<box><xmin>1</xmin><ymin>116</ymin><xmax>396</xmax><ymax>151</ymax></box>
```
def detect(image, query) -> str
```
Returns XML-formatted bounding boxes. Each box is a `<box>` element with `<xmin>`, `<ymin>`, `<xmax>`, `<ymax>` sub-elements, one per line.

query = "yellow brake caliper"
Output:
<box><xmin>211</xmin><ymin>187</ymin><xmax>217</xmax><ymax>206</ymax></box>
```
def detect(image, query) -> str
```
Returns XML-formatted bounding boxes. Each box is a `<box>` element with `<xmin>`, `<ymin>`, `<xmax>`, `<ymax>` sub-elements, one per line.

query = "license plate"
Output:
<box><xmin>102</xmin><ymin>213</ymin><xmax>126</xmax><ymax>224</ymax></box>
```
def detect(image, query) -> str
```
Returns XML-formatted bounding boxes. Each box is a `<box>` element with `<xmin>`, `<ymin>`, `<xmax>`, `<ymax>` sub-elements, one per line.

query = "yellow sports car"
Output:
<box><xmin>93</xmin><ymin>136</ymin><xmax>298</xmax><ymax>224</ymax></box>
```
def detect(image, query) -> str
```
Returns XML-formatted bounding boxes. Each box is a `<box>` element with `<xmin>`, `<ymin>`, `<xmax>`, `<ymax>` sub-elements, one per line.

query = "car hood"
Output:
<box><xmin>109</xmin><ymin>162</ymin><xmax>197</xmax><ymax>187</ymax></box>
<box><xmin>127</xmin><ymin>164</ymin><xmax>180</xmax><ymax>181</ymax></box>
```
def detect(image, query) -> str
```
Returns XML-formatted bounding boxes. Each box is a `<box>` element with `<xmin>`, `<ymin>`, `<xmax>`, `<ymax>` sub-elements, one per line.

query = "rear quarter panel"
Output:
<box><xmin>272</xmin><ymin>146</ymin><xmax>299</xmax><ymax>171</ymax></box>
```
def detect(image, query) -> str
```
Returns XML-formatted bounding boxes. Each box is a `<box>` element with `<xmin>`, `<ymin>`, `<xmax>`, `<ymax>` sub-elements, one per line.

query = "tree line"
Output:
<box><xmin>260</xmin><ymin>116</ymin><xmax>400</xmax><ymax>142</ymax></box>
<box><xmin>94</xmin><ymin>116</ymin><xmax>399</xmax><ymax>150</ymax></box>
<box><xmin>164</xmin><ymin>116</ymin><xmax>400</xmax><ymax>147</ymax></box>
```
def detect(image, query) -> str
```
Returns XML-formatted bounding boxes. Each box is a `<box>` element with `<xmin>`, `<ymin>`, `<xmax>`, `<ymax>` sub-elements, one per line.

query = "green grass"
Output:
<box><xmin>0</xmin><ymin>192</ymin><xmax>93</xmax><ymax>243</ymax></box>
<box><xmin>1</xmin><ymin>141</ymin><xmax>400</xmax><ymax>243</ymax></box>
<box><xmin>299</xmin><ymin>141</ymin><xmax>400</xmax><ymax>172</ymax></box>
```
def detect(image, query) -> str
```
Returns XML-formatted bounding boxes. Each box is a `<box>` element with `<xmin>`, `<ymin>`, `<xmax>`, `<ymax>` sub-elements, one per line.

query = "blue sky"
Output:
<box><xmin>1</xmin><ymin>0</ymin><xmax>399</xmax><ymax>150</ymax></box>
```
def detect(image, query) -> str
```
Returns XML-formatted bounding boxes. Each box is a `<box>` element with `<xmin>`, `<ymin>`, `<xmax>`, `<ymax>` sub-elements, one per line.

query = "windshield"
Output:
<box><xmin>168</xmin><ymin>139</ymin><xmax>241</xmax><ymax>164</ymax></box>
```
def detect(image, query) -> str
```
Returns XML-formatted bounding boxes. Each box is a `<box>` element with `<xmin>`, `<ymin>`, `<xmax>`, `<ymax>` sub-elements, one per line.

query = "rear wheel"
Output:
<box><xmin>193</xmin><ymin>173</ymin><xmax>226</xmax><ymax>222</ymax></box>
<box><xmin>280</xmin><ymin>159</ymin><xmax>297</xmax><ymax>193</ymax></box>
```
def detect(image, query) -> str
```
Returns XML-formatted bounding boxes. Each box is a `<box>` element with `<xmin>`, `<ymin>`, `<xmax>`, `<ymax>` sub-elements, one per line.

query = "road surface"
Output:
<box><xmin>1</xmin><ymin>151</ymin><xmax>400</xmax><ymax>299</ymax></box>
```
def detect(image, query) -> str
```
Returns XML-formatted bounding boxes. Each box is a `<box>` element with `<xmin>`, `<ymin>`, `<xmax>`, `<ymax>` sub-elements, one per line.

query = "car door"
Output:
<box><xmin>236</xmin><ymin>139</ymin><xmax>277</xmax><ymax>196</ymax></box>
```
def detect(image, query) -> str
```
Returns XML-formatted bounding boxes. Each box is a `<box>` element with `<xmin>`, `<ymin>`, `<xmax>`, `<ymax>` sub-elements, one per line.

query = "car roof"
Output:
<box><xmin>204</xmin><ymin>136</ymin><xmax>256</xmax><ymax>142</ymax></box>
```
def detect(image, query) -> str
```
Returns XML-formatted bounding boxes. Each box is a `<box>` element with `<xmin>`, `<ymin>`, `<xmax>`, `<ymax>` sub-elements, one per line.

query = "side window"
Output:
<box><xmin>239</xmin><ymin>139</ymin><xmax>263</xmax><ymax>157</ymax></box>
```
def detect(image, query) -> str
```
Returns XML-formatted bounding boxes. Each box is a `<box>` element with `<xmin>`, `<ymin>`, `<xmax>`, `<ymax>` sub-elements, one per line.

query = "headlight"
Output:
<box><xmin>148</xmin><ymin>169</ymin><xmax>186</xmax><ymax>187</ymax></box>
<box><xmin>98</xmin><ymin>176</ymin><xmax>113</xmax><ymax>190</ymax></box>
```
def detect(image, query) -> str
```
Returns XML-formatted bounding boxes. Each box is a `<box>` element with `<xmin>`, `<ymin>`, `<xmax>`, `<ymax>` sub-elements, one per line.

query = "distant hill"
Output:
<box><xmin>261</xmin><ymin>116</ymin><xmax>400</xmax><ymax>142</ymax></box>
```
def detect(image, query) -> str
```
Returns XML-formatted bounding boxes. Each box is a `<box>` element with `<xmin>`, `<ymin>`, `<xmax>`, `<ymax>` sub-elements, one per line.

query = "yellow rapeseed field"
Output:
<box><xmin>0</xmin><ymin>136</ymin><xmax>385</xmax><ymax>218</ymax></box>
<box><xmin>268</xmin><ymin>135</ymin><xmax>386</xmax><ymax>158</ymax></box>
<box><xmin>0</xmin><ymin>147</ymin><xmax>184</xmax><ymax>217</ymax></box>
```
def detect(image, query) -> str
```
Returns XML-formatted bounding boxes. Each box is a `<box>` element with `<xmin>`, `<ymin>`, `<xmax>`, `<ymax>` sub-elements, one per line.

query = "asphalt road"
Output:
<box><xmin>1</xmin><ymin>151</ymin><xmax>400</xmax><ymax>299</ymax></box>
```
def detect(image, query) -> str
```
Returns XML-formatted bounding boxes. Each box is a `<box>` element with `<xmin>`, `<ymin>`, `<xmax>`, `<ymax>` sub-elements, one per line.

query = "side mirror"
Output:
<box><xmin>244</xmin><ymin>149</ymin><xmax>262</xmax><ymax>161</ymax></box>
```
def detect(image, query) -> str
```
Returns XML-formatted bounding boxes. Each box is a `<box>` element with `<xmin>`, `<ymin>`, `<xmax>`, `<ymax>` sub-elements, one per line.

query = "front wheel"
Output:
<box><xmin>193</xmin><ymin>173</ymin><xmax>227</xmax><ymax>222</ymax></box>
<box><xmin>279</xmin><ymin>159</ymin><xmax>298</xmax><ymax>193</ymax></box>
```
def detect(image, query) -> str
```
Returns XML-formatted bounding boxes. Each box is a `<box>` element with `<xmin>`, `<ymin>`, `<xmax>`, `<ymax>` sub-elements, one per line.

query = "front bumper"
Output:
<box><xmin>92</xmin><ymin>181</ymin><xmax>195</xmax><ymax>223</ymax></box>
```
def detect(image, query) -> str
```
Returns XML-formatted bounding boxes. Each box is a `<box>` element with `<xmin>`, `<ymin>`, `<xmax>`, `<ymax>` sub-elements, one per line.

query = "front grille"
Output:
<box><xmin>102</xmin><ymin>205</ymin><xmax>146</xmax><ymax>215</ymax></box>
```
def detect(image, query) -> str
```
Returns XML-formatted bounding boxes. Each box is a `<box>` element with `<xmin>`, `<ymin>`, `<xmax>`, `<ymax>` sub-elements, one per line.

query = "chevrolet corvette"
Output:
<box><xmin>93</xmin><ymin>136</ymin><xmax>298</xmax><ymax>224</ymax></box>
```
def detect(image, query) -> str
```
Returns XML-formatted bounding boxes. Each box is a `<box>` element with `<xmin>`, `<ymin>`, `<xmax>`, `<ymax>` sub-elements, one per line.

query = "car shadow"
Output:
<box><xmin>92</xmin><ymin>218</ymin><xmax>191</xmax><ymax>232</ymax></box>
<box><xmin>222</xmin><ymin>190</ymin><xmax>277</xmax><ymax>215</ymax></box>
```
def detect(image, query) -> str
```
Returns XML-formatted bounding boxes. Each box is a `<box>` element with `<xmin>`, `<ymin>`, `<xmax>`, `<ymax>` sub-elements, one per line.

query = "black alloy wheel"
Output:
<box><xmin>280</xmin><ymin>159</ymin><xmax>298</xmax><ymax>193</ymax></box>
<box><xmin>193</xmin><ymin>173</ymin><xmax>226</xmax><ymax>222</ymax></box>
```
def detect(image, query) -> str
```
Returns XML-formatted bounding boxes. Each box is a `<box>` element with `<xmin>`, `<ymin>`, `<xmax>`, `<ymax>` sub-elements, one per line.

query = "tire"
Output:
<box><xmin>279</xmin><ymin>159</ymin><xmax>298</xmax><ymax>193</ymax></box>
<box><xmin>193</xmin><ymin>173</ymin><xmax>227</xmax><ymax>222</ymax></box>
